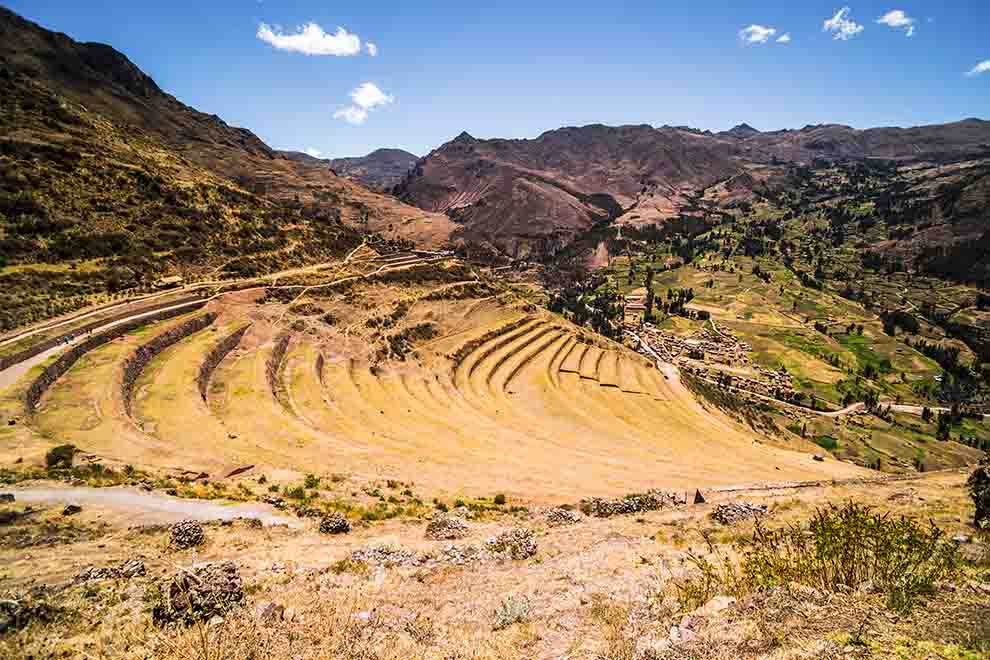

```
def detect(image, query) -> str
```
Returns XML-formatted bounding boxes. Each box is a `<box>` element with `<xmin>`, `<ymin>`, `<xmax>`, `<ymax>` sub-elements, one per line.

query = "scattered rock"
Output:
<box><xmin>426</xmin><ymin>513</ymin><xmax>469</xmax><ymax>540</ymax></box>
<box><xmin>579</xmin><ymin>489</ymin><xmax>686</xmax><ymax>518</ymax></box>
<box><xmin>813</xmin><ymin>454</ymin><xmax>825</xmax><ymax>462</ymax></box>
<box><xmin>711</xmin><ymin>502</ymin><xmax>768</xmax><ymax>525</ymax></box>
<box><xmin>62</xmin><ymin>503</ymin><xmax>82</xmax><ymax>516</ymax></box>
<box><xmin>283</xmin><ymin>607</ymin><xmax>297</xmax><ymax>623</ymax></box>
<box><xmin>0</xmin><ymin>493</ymin><xmax>14</xmax><ymax>503</ymax></box>
<box><xmin>692</xmin><ymin>595</ymin><xmax>736</xmax><ymax>617</ymax></box>
<box><xmin>952</xmin><ymin>534</ymin><xmax>971</xmax><ymax>545</ymax></box>
<box><xmin>545</xmin><ymin>507</ymin><xmax>581</xmax><ymax>527</ymax></box>
<box><xmin>350</xmin><ymin>545</ymin><xmax>418</xmax><ymax>567</ymax></box>
<box><xmin>170</xmin><ymin>520</ymin><xmax>205</xmax><ymax>549</ymax></box>
<box><xmin>486</xmin><ymin>528</ymin><xmax>537</xmax><ymax>560</ymax></box>
<box><xmin>263</xmin><ymin>495</ymin><xmax>288</xmax><ymax>510</ymax></box>
<box><xmin>319</xmin><ymin>513</ymin><xmax>351</xmax><ymax>535</ymax></box>
<box><xmin>254</xmin><ymin>601</ymin><xmax>284</xmax><ymax>622</ymax></box>
<box><xmin>152</xmin><ymin>561</ymin><xmax>243</xmax><ymax>626</ymax></box>
<box><xmin>0</xmin><ymin>597</ymin><xmax>55</xmax><ymax>635</ymax></box>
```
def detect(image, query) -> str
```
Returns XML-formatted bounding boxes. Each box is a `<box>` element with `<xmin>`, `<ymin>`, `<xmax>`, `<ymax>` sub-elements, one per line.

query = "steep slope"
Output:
<box><xmin>395</xmin><ymin>125</ymin><xmax>742</xmax><ymax>258</ymax></box>
<box><xmin>0</xmin><ymin>7</ymin><xmax>449</xmax><ymax>331</ymax></box>
<box><xmin>0</xmin><ymin>7</ymin><xmax>446</xmax><ymax>246</ymax></box>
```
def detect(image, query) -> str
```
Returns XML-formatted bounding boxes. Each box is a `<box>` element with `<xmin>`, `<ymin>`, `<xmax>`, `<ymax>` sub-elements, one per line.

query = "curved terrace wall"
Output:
<box><xmin>121</xmin><ymin>312</ymin><xmax>218</xmax><ymax>417</ymax></box>
<box><xmin>24</xmin><ymin>303</ymin><xmax>208</xmax><ymax>414</ymax></box>
<box><xmin>197</xmin><ymin>325</ymin><xmax>251</xmax><ymax>402</ymax></box>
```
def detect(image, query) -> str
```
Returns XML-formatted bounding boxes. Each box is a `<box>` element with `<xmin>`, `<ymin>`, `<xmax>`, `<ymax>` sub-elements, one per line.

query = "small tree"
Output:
<box><xmin>967</xmin><ymin>467</ymin><xmax>990</xmax><ymax>530</ymax></box>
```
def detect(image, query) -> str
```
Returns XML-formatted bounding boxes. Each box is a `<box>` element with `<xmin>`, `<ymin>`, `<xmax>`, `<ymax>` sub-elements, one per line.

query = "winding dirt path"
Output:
<box><xmin>5</xmin><ymin>486</ymin><xmax>300</xmax><ymax>527</ymax></box>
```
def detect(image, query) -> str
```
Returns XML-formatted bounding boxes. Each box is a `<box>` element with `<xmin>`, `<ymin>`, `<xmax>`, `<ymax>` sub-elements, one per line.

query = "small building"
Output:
<box><xmin>624</xmin><ymin>289</ymin><xmax>647</xmax><ymax>325</ymax></box>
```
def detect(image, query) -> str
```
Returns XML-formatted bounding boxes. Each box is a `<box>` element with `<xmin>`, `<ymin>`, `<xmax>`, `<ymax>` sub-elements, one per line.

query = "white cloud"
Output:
<box><xmin>966</xmin><ymin>60</ymin><xmax>990</xmax><ymax>76</ymax></box>
<box><xmin>333</xmin><ymin>82</ymin><xmax>394</xmax><ymax>125</ymax></box>
<box><xmin>777</xmin><ymin>33</ymin><xmax>792</xmax><ymax>43</ymax></box>
<box><xmin>823</xmin><ymin>7</ymin><xmax>864</xmax><ymax>41</ymax></box>
<box><xmin>367</xmin><ymin>42</ymin><xmax>378</xmax><ymax>57</ymax></box>
<box><xmin>256</xmin><ymin>22</ymin><xmax>361</xmax><ymax>56</ymax></box>
<box><xmin>739</xmin><ymin>24</ymin><xmax>776</xmax><ymax>45</ymax></box>
<box><xmin>877</xmin><ymin>9</ymin><xmax>916</xmax><ymax>36</ymax></box>
<box><xmin>304</xmin><ymin>148</ymin><xmax>322</xmax><ymax>158</ymax></box>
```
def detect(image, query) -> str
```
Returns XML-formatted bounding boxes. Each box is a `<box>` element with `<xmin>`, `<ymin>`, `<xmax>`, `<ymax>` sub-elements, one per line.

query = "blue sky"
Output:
<box><xmin>7</xmin><ymin>1</ymin><xmax>989</xmax><ymax>158</ymax></box>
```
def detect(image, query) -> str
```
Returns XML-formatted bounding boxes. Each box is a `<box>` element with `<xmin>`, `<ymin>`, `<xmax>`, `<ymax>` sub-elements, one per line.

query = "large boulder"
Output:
<box><xmin>151</xmin><ymin>561</ymin><xmax>243</xmax><ymax>626</ymax></box>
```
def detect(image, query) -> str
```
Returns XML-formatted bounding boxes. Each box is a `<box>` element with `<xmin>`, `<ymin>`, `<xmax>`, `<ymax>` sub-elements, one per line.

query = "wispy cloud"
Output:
<box><xmin>877</xmin><ymin>9</ymin><xmax>915</xmax><ymax>37</ymax></box>
<box><xmin>739</xmin><ymin>24</ymin><xmax>777</xmax><ymax>45</ymax></box>
<box><xmin>777</xmin><ymin>33</ymin><xmax>792</xmax><ymax>43</ymax></box>
<box><xmin>333</xmin><ymin>82</ymin><xmax>394</xmax><ymax>125</ymax></box>
<box><xmin>823</xmin><ymin>7</ymin><xmax>864</xmax><ymax>41</ymax></box>
<box><xmin>256</xmin><ymin>22</ymin><xmax>361</xmax><ymax>56</ymax></box>
<box><xmin>966</xmin><ymin>60</ymin><xmax>990</xmax><ymax>77</ymax></box>
<box><xmin>366</xmin><ymin>42</ymin><xmax>378</xmax><ymax>57</ymax></box>
<box><xmin>304</xmin><ymin>148</ymin><xmax>322</xmax><ymax>158</ymax></box>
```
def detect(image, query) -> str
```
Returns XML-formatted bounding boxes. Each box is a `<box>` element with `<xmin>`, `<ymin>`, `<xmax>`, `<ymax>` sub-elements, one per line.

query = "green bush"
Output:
<box><xmin>45</xmin><ymin>444</ymin><xmax>76</xmax><ymax>469</ymax></box>
<box><xmin>814</xmin><ymin>435</ymin><xmax>839</xmax><ymax>451</ymax></box>
<box><xmin>494</xmin><ymin>493</ymin><xmax>507</xmax><ymax>506</ymax></box>
<box><xmin>303</xmin><ymin>474</ymin><xmax>320</xmax><ymax>489</ymax></box>
<box><xmin>742</xmin><ymin>502</ymin><xmax>958</xmax><ymax>611</ymax></box>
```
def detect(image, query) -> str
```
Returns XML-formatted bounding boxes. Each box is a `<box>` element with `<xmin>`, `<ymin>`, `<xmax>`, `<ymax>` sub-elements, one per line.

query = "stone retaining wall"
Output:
<box><xmin>25</xmin><ymin>303</ymin><xmax>207</xmax><ymax>414</ymax></box>
<box><xmin>1</xmin><ymin>296</ymin><xmax>205</xmax><ymax>373</ymax></box>
<box><xmin>197</xmin><ymin>325</ymin><xmax>251</xmax><ymax>402</ymax></box>
<box><xmin>121</xmin><ymin>313</ymin><xmax>217</xmax><ymax>417</ymax></box>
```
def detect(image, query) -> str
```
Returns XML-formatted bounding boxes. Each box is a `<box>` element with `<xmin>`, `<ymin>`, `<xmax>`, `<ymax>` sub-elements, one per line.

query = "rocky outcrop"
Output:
<box><xmin>197</xmin><ymin>324</ymin><xmax>250</xmax><ymax>402</ymax></box>
<box><xmin>24</xmin><ymin>303</ymin><xmax>207</xmax><ymax>414</ymax></box>
<box><xmin>121</xmin><ymin>312</ymin><xmax>217</xmax><ymax>417</ymax></box>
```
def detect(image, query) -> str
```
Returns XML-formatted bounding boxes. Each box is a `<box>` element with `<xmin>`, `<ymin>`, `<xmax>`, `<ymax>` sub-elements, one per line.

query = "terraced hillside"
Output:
<box><xmin>0</xmin><ymin>254</ymin><xmax>863</xmax><ymax>502</ymax></box>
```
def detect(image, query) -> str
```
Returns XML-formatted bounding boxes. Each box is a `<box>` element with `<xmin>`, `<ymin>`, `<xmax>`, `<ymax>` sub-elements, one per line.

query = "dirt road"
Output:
<box><xmin>6</xmin><ymin>486</ymin><xmax>301</xmax><ymax>527</ymax></box>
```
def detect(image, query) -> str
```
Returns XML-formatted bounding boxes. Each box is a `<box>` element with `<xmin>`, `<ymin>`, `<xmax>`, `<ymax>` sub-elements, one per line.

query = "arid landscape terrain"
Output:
<box><xmin>0</xmin><ymin>4</ymin><xmax>988</xmax><ymax>659</ymax></box>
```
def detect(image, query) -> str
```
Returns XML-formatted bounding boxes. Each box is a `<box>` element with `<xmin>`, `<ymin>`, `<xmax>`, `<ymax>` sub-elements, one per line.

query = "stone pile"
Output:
<box><xmin>319</xmin><ymin>513</ymin><xmax>351</xmax><ymax>535</ymax></box>
<box><xmin>580</xmin><ymin>489</ymin><xmax>687</xmax><ymax>518</ymax></box>
<box><xmin>170</xmin><ymin>520</ymin><xmax>205</xmax><ymax>549</ymax></box>
<box><xmin>75</xmin><ymin>559</ymin><xmax>146</xmax><ymax>582</ymax></box>
<box><xmin>425</xmin><ymin>513</ymin><xmax>469</xmax><ymax>540</ymax></box>
<box><xmin>350</xmin><ymin>545</ymin><xmax>418</xmax><ymax>567</ymax></box>
<box><xmin>151</xmin><ymin>561</ymin><xmax>243</xmax><ymax>626</ymax></box>
<box><xmin>545</xmin><ymin>507</ymin><xmax>581</xmax><ymax>527</ymax></box>
<box><xmin>486</xmin><ymin>528</ymin><xmax>537</xmax><ymax>560</ymax></box>
<box><xmin>711</xmin><ymin>502</ymin><xmax>769</xmax><ymax>525</ymax></box>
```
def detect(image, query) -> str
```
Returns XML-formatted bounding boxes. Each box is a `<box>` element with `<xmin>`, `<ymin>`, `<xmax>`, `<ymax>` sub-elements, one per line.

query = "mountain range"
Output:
<box><xmin>1</xmin><ymin>4</ymin><xmax>989</xmax><ymax>276</ymax></box>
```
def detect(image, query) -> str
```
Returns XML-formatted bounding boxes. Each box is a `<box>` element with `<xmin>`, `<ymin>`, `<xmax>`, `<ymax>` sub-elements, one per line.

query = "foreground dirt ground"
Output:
<box><xmin>1</xmin><ymin>471</ymin><xmax>988</xmax><ymax>659</ymax></box>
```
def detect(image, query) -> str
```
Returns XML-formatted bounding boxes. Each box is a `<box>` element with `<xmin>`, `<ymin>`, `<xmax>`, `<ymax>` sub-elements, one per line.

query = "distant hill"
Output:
<box><xmin>395</xmin><ymin>119</ymin><xmax>990</xmax><ymax>260</ymax></box>
<box><xmin>331</xmin><ymin>149</ymin><xmax>419</xmax><ymax>191</ymax></box>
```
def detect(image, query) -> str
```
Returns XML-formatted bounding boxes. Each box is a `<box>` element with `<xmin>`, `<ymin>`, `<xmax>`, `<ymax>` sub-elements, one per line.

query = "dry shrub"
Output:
<box><xmin>672</xmin><ymin>502</ymin><xmax>960</xmax><ymax>614</ymax></box>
